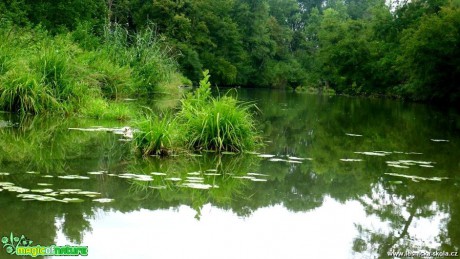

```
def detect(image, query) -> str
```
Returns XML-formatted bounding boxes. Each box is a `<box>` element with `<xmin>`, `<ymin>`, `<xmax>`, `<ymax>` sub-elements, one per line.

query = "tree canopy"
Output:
<box><xmin>1</xmin><ymin>0</ymin><xmax>459</xmax><ymax>105</ymax></box>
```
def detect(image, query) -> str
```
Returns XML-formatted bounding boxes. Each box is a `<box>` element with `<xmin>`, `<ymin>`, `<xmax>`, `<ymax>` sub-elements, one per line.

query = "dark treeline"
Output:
<box><xmin>1</xmin><ymin>0</ymin><xmax>459</xmax><ymax>104</ymax></box>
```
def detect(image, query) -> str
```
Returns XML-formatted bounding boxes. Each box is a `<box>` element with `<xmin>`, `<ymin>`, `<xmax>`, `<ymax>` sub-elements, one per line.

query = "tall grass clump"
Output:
<box><xmin>133</xmin><ymin>112</ymin><xmax>179</xmax><ymax>156</ymax></box>
<box><xmin>0</xmin><ymin>27</ymin><xmax>89</xmax><ymax>114</ymax></box>
<box><xmin>178</xmin><ymin>70</ymin><xmax>259</xmax><ymax>152</ymax></box>
<box><xmin>102</xmin><ymin>23</ymin><xmax>178</xmax><ymax>94</ymax></box>
<box><xmin>133</xmin><ymin>70</ymin><xmax>259</xmax><ymax>156</ymax></box>
<box><xmin>0</xmin><ymin>69</ymin><xmax>61</xmax><ymax>113</ymax></box>
<box><xmin>82</xmin><ymin>51</ymin><xmax>134</xmax><ymax>100</ymax></box>
<box><xmin>80</xmin><ymin>97</ymin><xmax>136</xmax><ymax>120</ymax></box>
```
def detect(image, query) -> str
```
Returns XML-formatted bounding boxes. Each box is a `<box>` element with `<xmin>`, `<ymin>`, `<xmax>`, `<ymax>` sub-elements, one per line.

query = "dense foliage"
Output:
<box><xmin>0</xmin><ymin>24</ymin><xmax>186</xmax><ymax>115</ymax></box>
<box><xmin>1</xmin><ymin>0</ymin><xmax>459</xmax><ymax>104</ymax></box>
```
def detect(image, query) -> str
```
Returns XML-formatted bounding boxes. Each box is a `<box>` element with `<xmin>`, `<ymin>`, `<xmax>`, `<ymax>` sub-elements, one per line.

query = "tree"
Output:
<box><xmin>397</xmin><ymin>4</ymin><xmax>460</xmax><ymax>103</ymax></box>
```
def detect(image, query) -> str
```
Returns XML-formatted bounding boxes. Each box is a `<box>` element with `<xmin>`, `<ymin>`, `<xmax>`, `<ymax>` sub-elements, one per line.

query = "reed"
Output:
<box><xmin>133</xmin><ymin>112</ymin><xmax>179</xmax><ymax>156</ymax></box>
<box><xmin>178</xmin><ymin>70</ymin><xmax>259</xmax><ymax>152</ymax></box>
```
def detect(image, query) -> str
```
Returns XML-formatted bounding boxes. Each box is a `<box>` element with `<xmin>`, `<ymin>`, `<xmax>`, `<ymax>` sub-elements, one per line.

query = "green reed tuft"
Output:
<box><xmin>178</xmin><ymin>71</ymin><xmax>259</xmax><ymax>152</ymax></box>
<box><xmin>133</xmin><ymin>112</ymin><xmax>179</xmax><ymax>156</ymax></box>
<box><xmin>133</xmin><ymin>70</ymin><xmax>260</xmax><ymax>156</ymax></box>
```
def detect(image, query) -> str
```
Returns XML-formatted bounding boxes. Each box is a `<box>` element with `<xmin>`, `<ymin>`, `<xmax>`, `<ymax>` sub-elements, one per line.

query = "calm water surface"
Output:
<box><xmin>1</xmin><ymin>89</ymin><xmax>459</xmax><ymax>258</ymax></box>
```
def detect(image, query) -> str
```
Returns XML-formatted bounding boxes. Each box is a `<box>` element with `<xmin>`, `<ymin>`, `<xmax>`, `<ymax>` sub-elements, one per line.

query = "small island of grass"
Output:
<box><xmin>134</xmin><ymin>70</ymin><xmax>260</xmax><ymax>156</ymax></box>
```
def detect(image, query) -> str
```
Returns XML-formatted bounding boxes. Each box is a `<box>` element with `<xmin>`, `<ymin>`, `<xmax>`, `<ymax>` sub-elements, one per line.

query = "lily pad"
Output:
<box><xmin>61</xmin><ymin>198</ymin><xmax>85</xmax><ymax>203</ymax></box>
<box><xmin>4</xmin><ymin>186</ymin><xmax>29</xmax><ymax>193</ymax></box>
<box><xmin>26</xmin><ymin>171</ymin><xmax>39</xmax><ymax>174</ymax></box>
<box><xmin>186</xmin><ymin>179</ymin><xmax>204</xmax><ymax>184</ymax></box>
<box><xmin>431</xmin><ymin>139</ymin><xmax>449</xmax><ymax>142</ymax></box>
<box><xmin>287</xmin><ymin>156</ymin><xmax>309</xmax><ymax>161</ymax></box>
<box><xmin>399</xmin><ymin>160</ymin><xmax>434</xmax><ymax>165</ymax></box>
<box><xmin>340</xmin><ymin>159</ymin><xmax>363</xmax><ymax>162</ymax></box>
<box><xmin>0</xmin><ymin>172</ymin><xmax>10</xmax><ymax>176</ymax></box>
<box><xmin>76</xmin><ymin>191</ymin><xmax>101</xmax><ymax>197</ymax></box>
<box><xmin>186</xmin><ymin>177</ymin><xmax>204</xmax><ymax>181</ymax></box>
<box><xmin>58</xmin><ymin>175</ymin><xmax>90</xmax><ymax>180</ymax></box>
<box><xmin>181</xmin><ymin>183</ymin><xmax>214</xmax><ymax>189</ymax></box>
<box><xmin>269</xmin><ymin>158</ymin><xmax>287</xmax><ymax>162</ymax></box>
<box><xmin>0</xmin><ymin>182</ymin><xmax>14</xmax><ymax>186</ymax></box>
<box><xmin>419</xmin><ymin>164</ymin><xmax>434</xmax><ymax>168</ymax></box>
<box><xmin>37</xmin><ymin>183</ymin><xmax>53</xmax><ymax>186</ymax></box>
<box><xmin>385</xmin><ymin>172</ymin><xmax>448</xmax><ymax>182</ymax></box>
<box><xmin>354</xmin><ymin>152</ymin><xmax>387</xmax><ymax>156</ymax></box>
<box><xmin>286</xmin><ymin>160</ymin><xmax>302</xmax><ymax>164</ymax></box>
<box><xmin>30</xmin><ymin>189</ymin><xmax>53</xmax><ymax>193</ymax></box>
<box><xmin>188</xmin><ymin>172</ymin><xmax>201</xmax><ymax>175</ymax></box>
<box><xmin>247</xmin><ymin>173</ymin><xmax>269</xmax><ymax>177</ymax></box>
<box><xmin>46</xmin><ymin>192</ymin><xmax>60</xmax><ymax>197</ymax></box>
<box><xmin>93</xmin><ymin>198</ymin><xmax>114</xmax><ymax>203</ymax></box>
<box><xmin>87</xmin><ymin>171</ymin><xmax>106</xmax><ymax>175</ymax></box>
<box><xmin>151</xmin><ymin>172</ymin><xmax>167</xmax><ymax>176</ymax></box>
<box><xmin>250</xmin><ymin>178</ymin><xmax>268</xmax><ymax>182</ymax></box>
<box><xmin>134</xmin><ymin>175</ymin><xmax>154</xmax><ymax>182</ymax></box>
<box><xmin>59</xmin><ymin>189</ymin><xmax>82</xmax><ymax>192</ymax></box>
<box><xmin>17</xmin><ymin>194</ymin><xmax>59</xmax><ymax>202</ymax></box>
<box><xmin>117</xmin><ymin>173</ymin><xmax>138</xmax><ymax>179</ymax></box>
<box><xmin>233</xmin><ymin>176</ymin><xmax>255</xmax><ymax>180</ymax></box>
<box><xmin>258</xmin><ymin>154</ymin><xmax>276</xmax><ymax>158</ymax></box>
<box><xmin>345</xmin><ymin>133</ymin><xmax>362</xmax><ymax>137</ymax></box>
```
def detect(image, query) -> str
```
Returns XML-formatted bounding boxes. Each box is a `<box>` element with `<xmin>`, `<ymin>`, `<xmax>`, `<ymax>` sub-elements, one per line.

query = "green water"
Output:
<box><xmin>1</xmin><ymin>89</ymin><xmax>459</xmax><ymax>258</ymax></box>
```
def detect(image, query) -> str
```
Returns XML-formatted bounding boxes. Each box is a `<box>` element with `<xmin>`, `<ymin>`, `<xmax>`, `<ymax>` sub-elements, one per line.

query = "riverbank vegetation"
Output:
<box><xmin>134</xmin><ymin>71</ymin><xmax>259</xmax><ymax>156</ymax></box>
<box><xmin>0</xmin><ymin>23</ymin><xmax>187</xmax><ymax>116</ymax></box>
<box><xmin>1</xmin><ymin>0</ymin><xmax>459</xmax><ymax>108</ymax></box>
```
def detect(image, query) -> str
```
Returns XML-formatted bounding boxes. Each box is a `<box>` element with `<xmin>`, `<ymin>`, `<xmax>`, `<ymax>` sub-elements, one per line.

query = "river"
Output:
<box><xmin>1</xmin><ymin>89</ymin><xmax>459</xmax><ymax>258</ymax></box>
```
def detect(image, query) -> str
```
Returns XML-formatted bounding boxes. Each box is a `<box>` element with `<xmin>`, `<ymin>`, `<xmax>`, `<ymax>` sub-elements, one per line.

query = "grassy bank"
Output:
<box><xmin>0</xmin><ymin>24</ymin><xmax>189</xmax><ymax>118</ymax></box>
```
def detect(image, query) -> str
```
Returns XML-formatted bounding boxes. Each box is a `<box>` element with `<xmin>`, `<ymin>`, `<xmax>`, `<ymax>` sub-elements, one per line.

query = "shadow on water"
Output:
<box><xmin>0</xmin><ymin>90</ymin><xmax>459</xmax><ymax>258</ymax></box>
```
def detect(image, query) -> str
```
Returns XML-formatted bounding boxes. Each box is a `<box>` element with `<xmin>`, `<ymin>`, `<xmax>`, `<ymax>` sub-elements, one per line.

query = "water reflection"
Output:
<box><xmin>0</xmin><ymin>90</ymin><xmax>459</xmax><ymax>258</ymax></box>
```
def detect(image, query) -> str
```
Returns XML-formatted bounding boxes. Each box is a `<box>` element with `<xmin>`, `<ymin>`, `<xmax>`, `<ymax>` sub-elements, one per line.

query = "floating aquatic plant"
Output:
<box><xmin>385</xmin><ymin>172</ymin><xmax>447</xmax><ymax>182</ymax></box>
<box><xmin>93</xmin><ymin>198</ymin><xmax>114</xmax><ymax>203</ymax></box>
<box><xmin>340</xmin><ymin>159</ymin><xmax>363</xmax><ymax>162</ymax></box>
